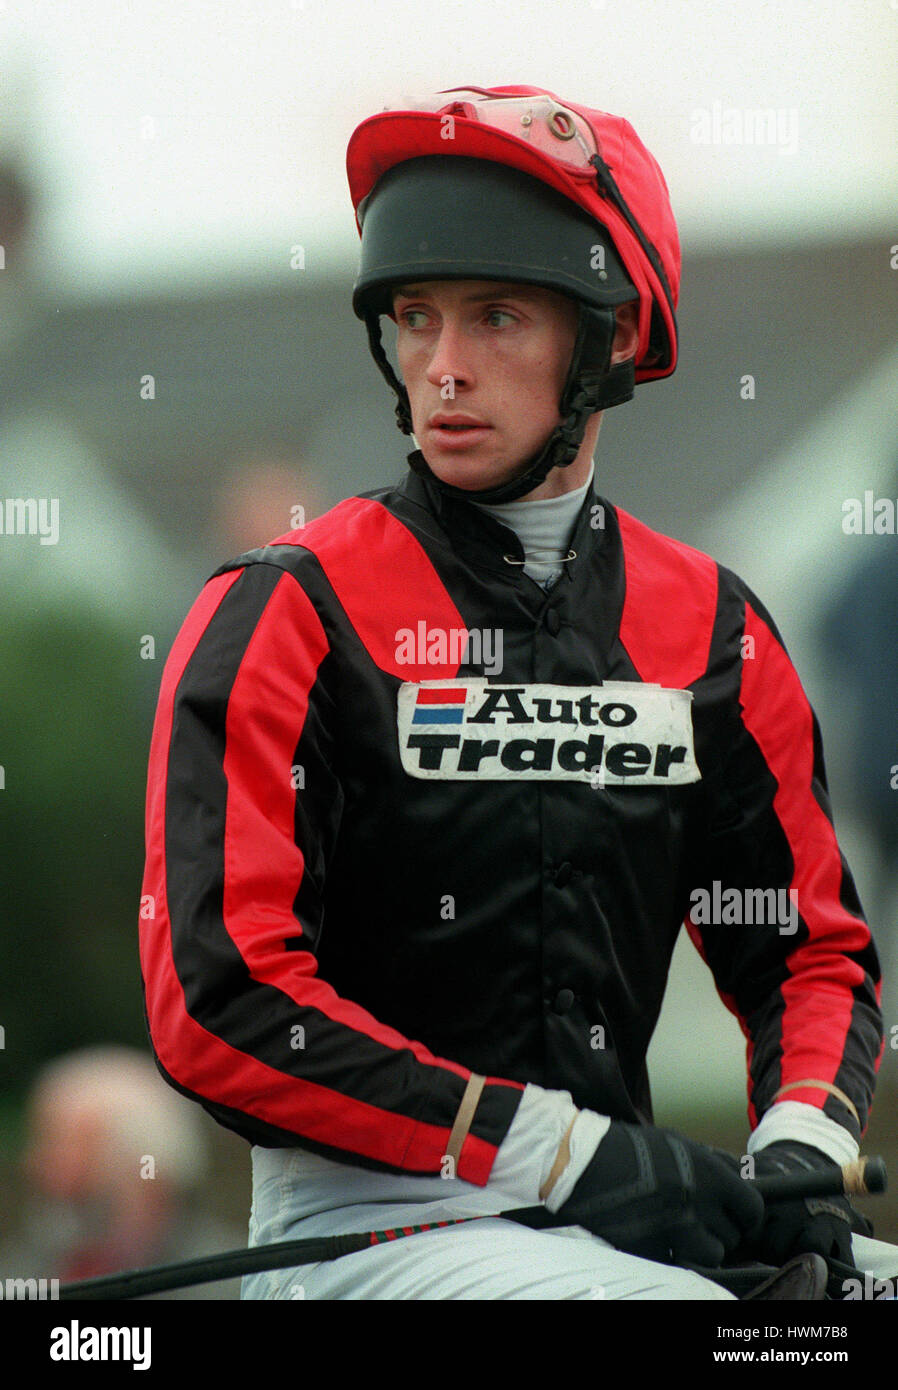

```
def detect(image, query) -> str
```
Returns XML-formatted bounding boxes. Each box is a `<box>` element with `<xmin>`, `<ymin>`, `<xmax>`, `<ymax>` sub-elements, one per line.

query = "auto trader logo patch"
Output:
<box><xmin>397</xmin><ymin>680</ymin><xmax>699</xmax><ymax>783</ymax></box>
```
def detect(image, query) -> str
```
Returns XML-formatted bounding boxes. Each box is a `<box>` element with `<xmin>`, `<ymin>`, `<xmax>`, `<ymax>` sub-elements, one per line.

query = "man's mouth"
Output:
<box><xmin>429</xmin><ymin>422</ymin><xmax>493</xmax><ymax>447</ymax></box>
<box><xmin>429</xmin><ymin>413</ymin><xmax>490</xmax><ymax>430</ymax></box>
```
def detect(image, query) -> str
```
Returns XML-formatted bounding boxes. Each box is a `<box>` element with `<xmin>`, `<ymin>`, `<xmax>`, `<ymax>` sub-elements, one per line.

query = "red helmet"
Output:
<box><xmin>346</xmin><ymin>86</ymin><xmax>681</xmax><ymax>502</ymax></box>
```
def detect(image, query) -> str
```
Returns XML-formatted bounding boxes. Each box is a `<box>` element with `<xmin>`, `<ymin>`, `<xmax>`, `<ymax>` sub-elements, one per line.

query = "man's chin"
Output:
<box><xmin>417</xmin><ymin>445</ymin><xmax>531</xmax><ymax>494</ymax></box>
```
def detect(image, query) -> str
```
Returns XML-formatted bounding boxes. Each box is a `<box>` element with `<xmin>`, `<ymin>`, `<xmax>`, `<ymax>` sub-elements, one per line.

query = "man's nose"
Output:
<box><xmin>425</xmin><ymin>318</ymin><xmax>473</xmax><ymax>389</ymax></box>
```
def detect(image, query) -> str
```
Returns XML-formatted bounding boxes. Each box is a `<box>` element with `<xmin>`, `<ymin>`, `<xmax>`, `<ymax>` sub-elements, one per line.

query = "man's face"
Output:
<box><xmin>391</xmin><ymin>280</ymin><xmax>579</xmax><ymax>493</ymax></box>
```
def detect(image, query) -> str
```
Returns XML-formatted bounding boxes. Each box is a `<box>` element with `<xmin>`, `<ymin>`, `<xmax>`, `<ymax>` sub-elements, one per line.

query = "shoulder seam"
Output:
<box><xmin>209</xmin><ymin>548</ymin><xmax>321</xmax><ymax>589</ymax></box>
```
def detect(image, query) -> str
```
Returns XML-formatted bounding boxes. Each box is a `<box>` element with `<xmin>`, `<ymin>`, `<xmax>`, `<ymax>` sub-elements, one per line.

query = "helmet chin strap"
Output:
<box><xmin>363</xmin><ymin>303</ymin><xmax>635</xmax><ymax>505</ymax></box>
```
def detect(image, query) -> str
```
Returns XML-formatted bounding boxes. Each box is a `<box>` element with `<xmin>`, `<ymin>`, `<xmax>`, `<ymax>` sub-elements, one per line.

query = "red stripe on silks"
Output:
<box><xmin>140</xmin><ymin>568</ymin><xmax>519</xmax><ymax>1184</ymax></box>
<box><xmin>617</xmin><ymin>508</ymin><xmax>718</xmax><ymax>688</ymax></box>
<box><xmin>267</xmin><ymin>501</ymin><xmax>468</xmax><ymax>681</ymax></box>
<box><xmin>416</xmin><ymin>688</ymin><xmax>468</xmax><ymax>704</ymax></box>
<box><xmin>740</xmin><ymin>603</ymin><xmax>872</xmax><ymax>1126</ymax></box>
<box><xmin>221</xmin><ymin>571</ymin><xmax>323</xmax><ymax>961</ymax></box>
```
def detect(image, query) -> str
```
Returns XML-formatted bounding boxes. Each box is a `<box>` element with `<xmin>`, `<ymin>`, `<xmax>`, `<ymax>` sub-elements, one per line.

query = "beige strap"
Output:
<box><xmin>539</xmin><ymin>1112</ymin><xmax>580</xmax><ymax>1202</ymax></box>
<box><xmin>445</xmin><ymin>1072</ymin><xmax>486</xmax><ymax>1168</ymax></box>
<box><xmin>772</xmin><ymin>1079</ymin><xmax>860</xmax><ymax>1126</ymax></box>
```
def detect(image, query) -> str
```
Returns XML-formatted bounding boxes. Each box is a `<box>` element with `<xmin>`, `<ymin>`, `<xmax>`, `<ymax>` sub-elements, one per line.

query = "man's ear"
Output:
<box><xmin>609</xmin><ymin>301</ymin><xmax>639</xmax><ymax>366</ymax></box>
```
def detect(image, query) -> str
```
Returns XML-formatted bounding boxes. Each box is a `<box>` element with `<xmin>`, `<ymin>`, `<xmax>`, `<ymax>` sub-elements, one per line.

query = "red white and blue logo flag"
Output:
<box><xmin>411</xmin><ymin>687</ymin><xmax>468</xmax><ymax>726</ymax></box>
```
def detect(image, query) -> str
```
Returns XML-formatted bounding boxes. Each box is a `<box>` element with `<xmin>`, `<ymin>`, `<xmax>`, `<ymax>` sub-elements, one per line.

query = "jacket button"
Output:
<box><xmin>553</xmin><ymin>988</ymin><xmax>576</xmax><ymax>1015</ymax></box>
<box><xmin>553</xmin><ymin>861</ymin><xmax>573</xmax><ymax>888</ymax></box>
<box><xmin>544</xmin><ymin>609</ymin><xmax>561</xmax><ymax>636</ymax></box>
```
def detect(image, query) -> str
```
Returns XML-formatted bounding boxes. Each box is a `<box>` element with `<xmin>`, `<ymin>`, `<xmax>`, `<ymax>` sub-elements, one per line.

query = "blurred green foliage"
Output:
<box><xmin>0</xmin><ymin>600</ymin><xmax>152</xmax><ymax>1104</ymax></box>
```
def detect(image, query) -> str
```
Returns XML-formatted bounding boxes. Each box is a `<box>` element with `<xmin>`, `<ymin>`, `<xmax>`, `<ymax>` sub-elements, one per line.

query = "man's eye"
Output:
<box><xmin>397</xmin><ymin>307</ymin><xmax>516</xmax><ymax>329</ymax></box>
